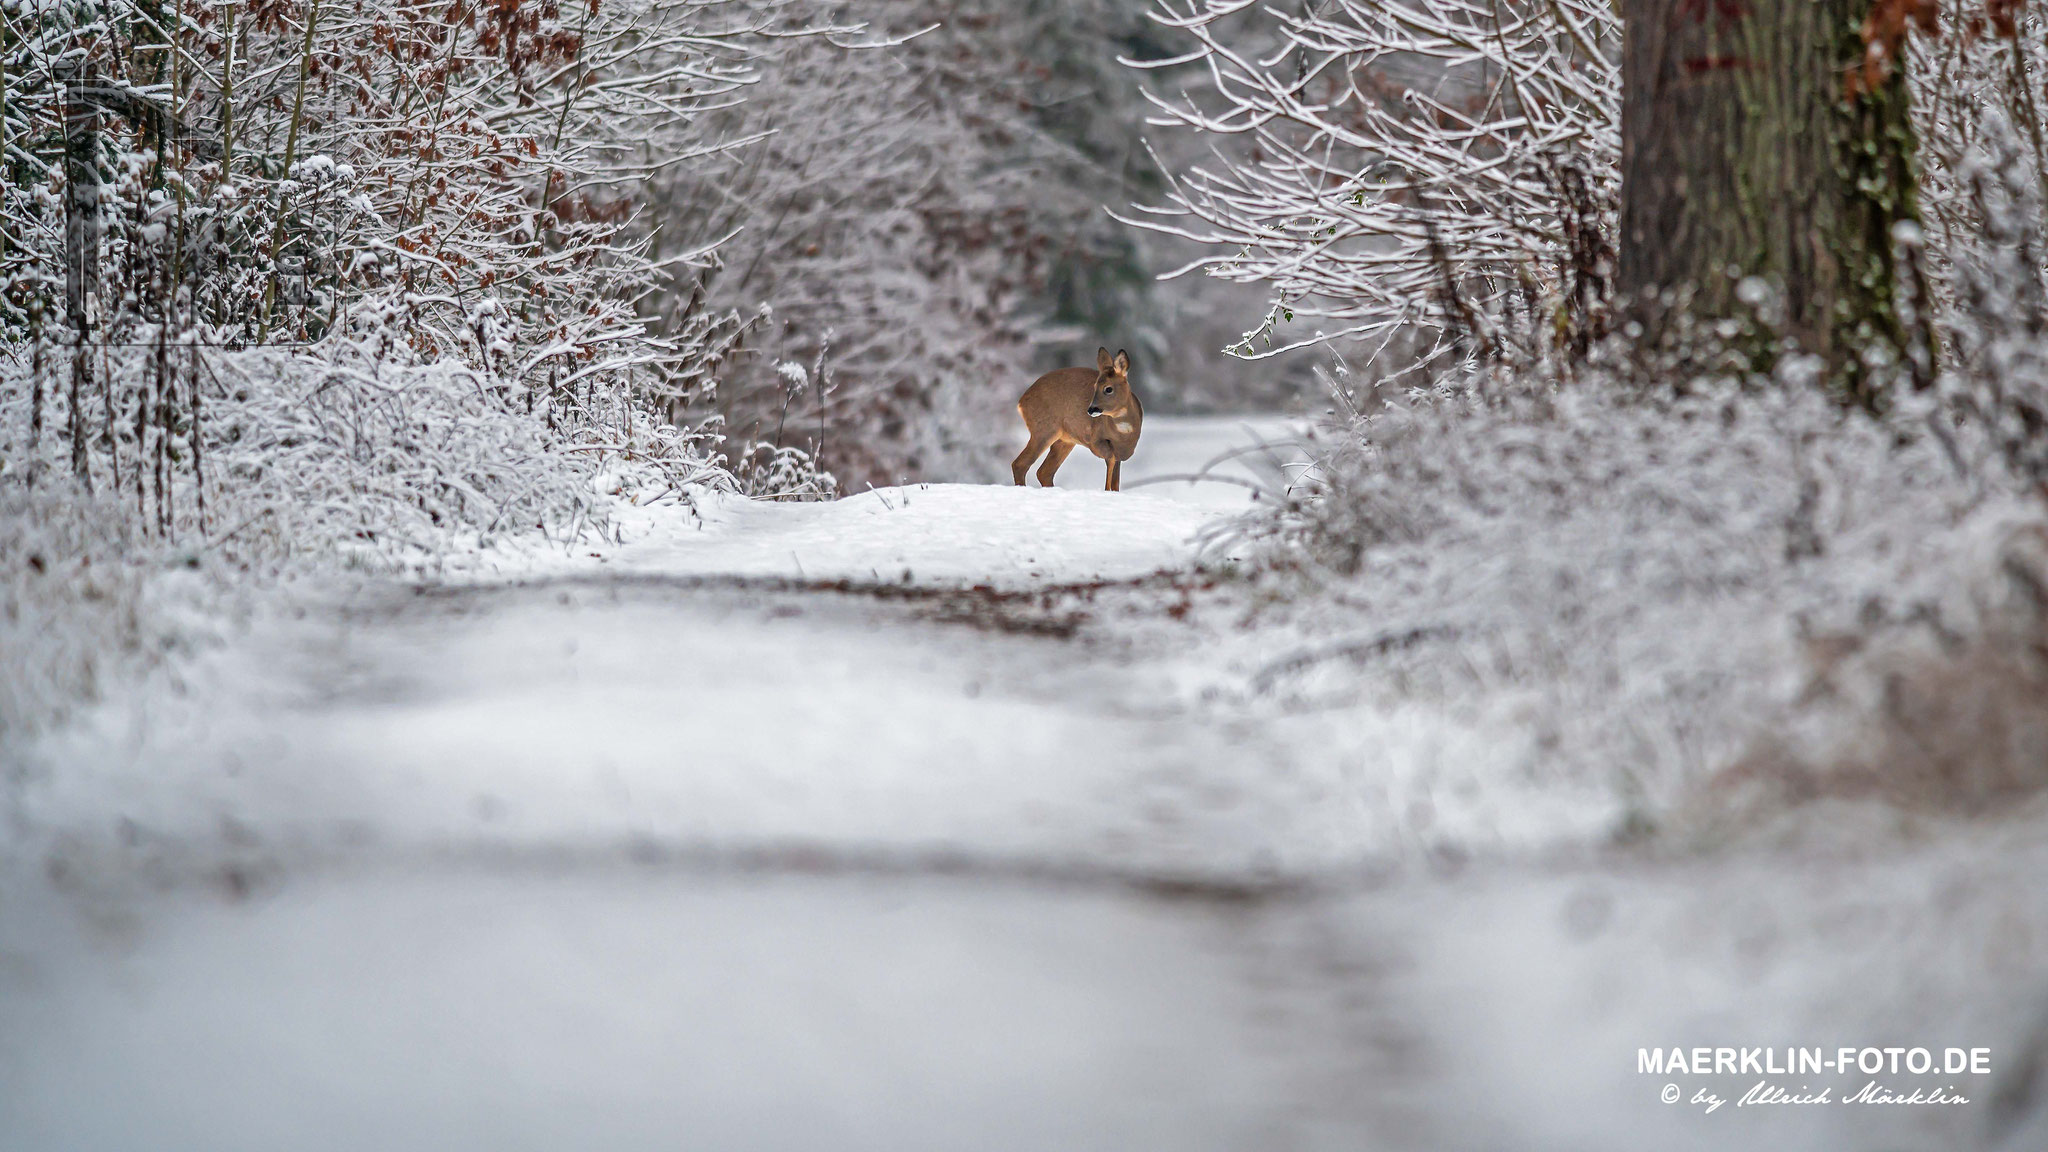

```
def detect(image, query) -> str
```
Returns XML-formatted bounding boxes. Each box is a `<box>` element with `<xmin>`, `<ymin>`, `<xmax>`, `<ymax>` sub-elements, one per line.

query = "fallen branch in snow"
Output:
<box><xmin>1249</xmin><ymin>624</ymin><xmax>1460</xmax><ymax>696</ymax></box>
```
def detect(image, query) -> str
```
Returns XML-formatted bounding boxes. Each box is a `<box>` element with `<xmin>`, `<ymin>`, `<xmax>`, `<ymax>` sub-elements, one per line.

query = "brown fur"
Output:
<box><xmin>1012</xmin><ymin>348</ymin><xmax>1143</xmax><ymax>491</ymax></box>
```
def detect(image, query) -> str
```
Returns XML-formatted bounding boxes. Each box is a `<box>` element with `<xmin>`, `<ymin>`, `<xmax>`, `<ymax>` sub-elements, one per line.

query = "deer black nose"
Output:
<box><xmin>1086</xmin><ymin>405</ymin><xmax>1103</xmax><ymax>417</ymax></box>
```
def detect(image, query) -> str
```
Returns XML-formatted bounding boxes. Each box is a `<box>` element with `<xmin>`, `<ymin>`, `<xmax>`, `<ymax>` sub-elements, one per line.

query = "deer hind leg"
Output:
<box><xmin>1036</xmin><ymin>439</ymin><xmax>1076</xmax><ymax>488</ymax></box>
<box><xmin>1012</xmin><ymin>427</ymin><xmax>1053</xmax><ymax>486</ymax></box>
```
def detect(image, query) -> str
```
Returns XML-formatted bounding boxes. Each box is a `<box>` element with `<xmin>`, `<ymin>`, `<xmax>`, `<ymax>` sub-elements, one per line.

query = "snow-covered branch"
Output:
<box><xmin>1122</xmin><ymin>0</ymin><xmax>1619</xmax><ymax>359</ymax></box>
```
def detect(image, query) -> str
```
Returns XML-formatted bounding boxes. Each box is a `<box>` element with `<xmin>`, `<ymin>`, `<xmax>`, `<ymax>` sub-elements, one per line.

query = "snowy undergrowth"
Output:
<box><xmin>2</xmin><ymin>0</ymin><xmax>859</xmax><ymax>750</ymax></box>
<box><xmin>0</xmin><ymin>343</ymin><xmax>731</xmax><ymax>749</ymax></box>
<box><xmin>0</xmin><ymin>489</ymin><xmax>225</xmax><ymax>747</ymax></box>
<box><xmin>1209</xmin><ymin>365</ymin><xmax>2048</xmax><ymax>847</ymax></box>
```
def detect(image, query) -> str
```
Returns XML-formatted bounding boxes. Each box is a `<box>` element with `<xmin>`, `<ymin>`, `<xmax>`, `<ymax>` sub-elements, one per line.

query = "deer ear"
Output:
<box><xmin>1097</xmin><ymin>347</ymin><xmax>1113</xmax><ymax>370</ymax></box>
<box><xmin>1113</xmin><ymin>349</ymin><xmax>1130</xmax><ymax>375</ymax></box>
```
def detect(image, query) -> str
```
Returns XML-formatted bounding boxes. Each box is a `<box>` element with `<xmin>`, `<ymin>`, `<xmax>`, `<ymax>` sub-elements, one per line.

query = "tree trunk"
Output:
<box><xmin>60</xmin><ymin>60</ymin><xmax>102</xmax><ymax>339</ymax></box>
<box><xmin>61</xmin><ymin>58</ymin><xmax>101</xmax><ymax>485</ymax></box>
<box><xmin>1619</xmin><ymin>0</ymin><xmax>1920</xmax><ymax>408</ymax></box>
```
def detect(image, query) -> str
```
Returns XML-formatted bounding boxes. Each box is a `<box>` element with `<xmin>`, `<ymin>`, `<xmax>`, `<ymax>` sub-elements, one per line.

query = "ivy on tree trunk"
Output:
<box><xmin>1619</xmin><ymin>0</ymin><xmax>1920</xmax><ymax>408</ymax></box>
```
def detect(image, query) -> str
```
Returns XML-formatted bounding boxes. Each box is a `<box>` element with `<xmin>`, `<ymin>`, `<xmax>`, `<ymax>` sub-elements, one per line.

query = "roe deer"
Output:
<box><xmin>1012</xmin><ymin>347</ymin><xmax>1143</xmax><ymax>491</ymax></box>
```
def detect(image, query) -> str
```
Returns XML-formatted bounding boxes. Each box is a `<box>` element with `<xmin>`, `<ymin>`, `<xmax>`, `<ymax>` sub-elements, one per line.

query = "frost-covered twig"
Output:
<box><xmin>1119</xmin><ymin>0</ymin><xmax>1619</xmax><ymax>360</ymax></box>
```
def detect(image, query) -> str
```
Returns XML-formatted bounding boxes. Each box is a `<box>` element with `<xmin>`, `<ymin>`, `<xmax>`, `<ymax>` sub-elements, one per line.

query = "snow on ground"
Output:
<box><xmin>13</xmin><ymin>576</ymin><xmax>1376</xmax><ymax>883</ymax></box>
<box><xmin>4</xmin><ymin>415</ymin><xmax>2046</xmax><ymax>1151</ymax></box>
<box><xmin>0</xmin><ymin>868</ymin><xmax>1411</xmax><ymax>1152</ymax></box>
<box><xmin>600</xmin><ymin>483</ymin><xmax>1223</xmax><ymax>588</ymax></box>
<box><xmin>471</xmin><ymin>414</ymin><xmax>1310</xmax><ymax>588</ymax></box>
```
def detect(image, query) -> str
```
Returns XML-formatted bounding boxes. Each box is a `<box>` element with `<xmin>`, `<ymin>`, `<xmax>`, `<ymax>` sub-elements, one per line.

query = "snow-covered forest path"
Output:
<box><xmin>2</xmin><ymin>418</ymin><xmax>1425</xmax><ymax>1151</ymax></box>
<box><xmin>3</xmin><ymin>418</ymin><xmax>2037</xmax><ymax>1152</ymax></box>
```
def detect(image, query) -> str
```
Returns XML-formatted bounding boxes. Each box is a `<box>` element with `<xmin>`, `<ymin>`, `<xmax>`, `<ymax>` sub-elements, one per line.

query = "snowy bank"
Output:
<box><xmin>460</xmin><ymin>416</ymin><xmax>1308</xmax><ymax>589</ymax></box>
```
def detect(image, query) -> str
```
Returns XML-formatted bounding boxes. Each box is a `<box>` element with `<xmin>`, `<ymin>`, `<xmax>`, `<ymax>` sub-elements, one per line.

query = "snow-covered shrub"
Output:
<box><xmin>1910</xmin><ymin>110</ymin><xmax>2048</xmax><ymax>498</ymax></box>
<box><xmin>0</xmin><ymin>0</ymin><xmax>840</xmax><ymax>548</ymax></box>
<box><xmin>1231</xmin><ymin>337</ymin><xmax>2048</xmax><ymax>834</ymax></box>
<box><xmin>0</xmin><ymin>485</ymin><xmax>230</xmax><ymax>745</ymax></box>
<box><xmin>1909</xmin><ymin>0</ymin><xmax>2048</xmax><ymax>292</ymax></box>
<box><xmin>1120</xmin><ymin>0</ymin><xmax>1620</xmax><ymax>360</ymax></box>
<box><xmin>0</xmin><ymin>0</ymin><xmax>848</xmax><ymax>738</ymax></box>
<box><xmin>201</xmin><ymin>352</ymin><xmax>612</xmax><ymax>564</ymax></box>
<box><xmin>1706</xmin><ymin>517</ymin><xmax>2048</xmax><ymax>823</ymax></box>
<box><xmin>729</xmin><ymin>442</ymin><xmax>836</xmax><ymax>501</ymax></box>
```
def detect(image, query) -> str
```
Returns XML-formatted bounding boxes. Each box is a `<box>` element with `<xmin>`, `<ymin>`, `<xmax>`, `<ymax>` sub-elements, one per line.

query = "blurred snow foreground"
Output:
<box><xmin>5</xmin><ymin>416</ymin><xmax>2048</xmax><ymax>1152</ymax></box>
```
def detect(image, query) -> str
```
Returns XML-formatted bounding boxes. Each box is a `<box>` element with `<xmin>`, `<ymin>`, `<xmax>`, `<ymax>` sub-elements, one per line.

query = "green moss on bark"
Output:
<box><xmin>1620</xmin><ymin>0</ymin><xmax>1921</xmax><ymax>409</ymax></box>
